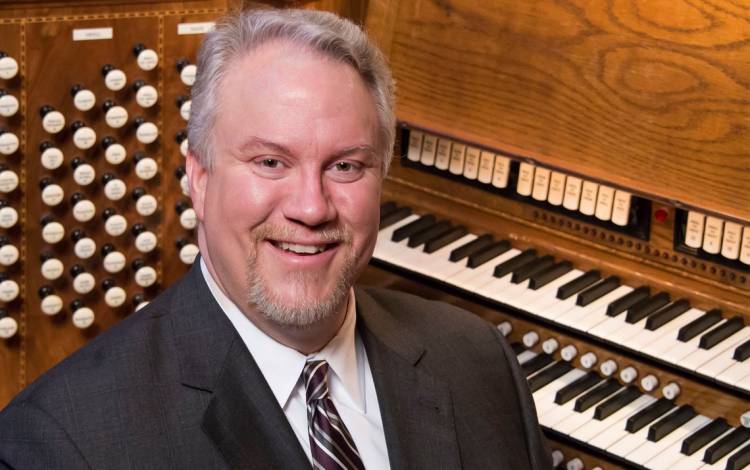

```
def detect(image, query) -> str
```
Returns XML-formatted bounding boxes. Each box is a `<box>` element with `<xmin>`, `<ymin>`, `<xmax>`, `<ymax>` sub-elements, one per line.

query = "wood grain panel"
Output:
<box><xmin>368</xmin><ymin>0</ymin><xmax>750</xmax><ymax>222</ymax></box>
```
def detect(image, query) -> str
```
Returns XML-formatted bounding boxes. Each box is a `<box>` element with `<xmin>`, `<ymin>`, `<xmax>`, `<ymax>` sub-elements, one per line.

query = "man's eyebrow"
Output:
<box><xmin>330</xmin><ymin>144</ymin><xmax>377</xmax><ymax>160</ymax></box>
<box><xmin>238</xmin><ymin>137</ymin><xmax>293</xmax><ymax>156</ymax></box>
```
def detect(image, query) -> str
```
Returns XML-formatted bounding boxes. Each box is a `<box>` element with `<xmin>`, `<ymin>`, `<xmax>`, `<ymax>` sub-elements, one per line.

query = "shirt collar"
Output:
<box><xmin>199</xmin><ymin>259</ymin><xmax>364</xmax><ymax>412</ymax></box>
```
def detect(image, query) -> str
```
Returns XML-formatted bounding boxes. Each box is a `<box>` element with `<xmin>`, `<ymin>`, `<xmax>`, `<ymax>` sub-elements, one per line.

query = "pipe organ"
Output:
<box><xmin>1</xmin><ymin>0</ymin><xmax>748</xmax><ymax>469</ymax></box>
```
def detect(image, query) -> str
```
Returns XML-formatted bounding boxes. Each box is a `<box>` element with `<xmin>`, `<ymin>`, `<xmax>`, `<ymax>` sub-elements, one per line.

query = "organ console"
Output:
<box><xmin>0</xmin><ymin>1</ymin><xmax>746</xmax><ymax>468</ymax></box>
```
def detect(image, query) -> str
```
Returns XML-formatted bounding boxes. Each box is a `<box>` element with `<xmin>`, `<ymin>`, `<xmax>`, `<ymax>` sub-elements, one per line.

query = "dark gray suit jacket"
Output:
<box><xmin>0</xmin><ymin>262</ymin><xmax>551</xmax><ymax>469</ymax></box>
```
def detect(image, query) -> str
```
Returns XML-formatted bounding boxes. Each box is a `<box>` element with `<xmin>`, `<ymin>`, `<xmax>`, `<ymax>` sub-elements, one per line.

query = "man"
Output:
<box><xmin>0</xmin><ymin>8</ymin><xmax>551</xmax><ymax>469</ymax></box>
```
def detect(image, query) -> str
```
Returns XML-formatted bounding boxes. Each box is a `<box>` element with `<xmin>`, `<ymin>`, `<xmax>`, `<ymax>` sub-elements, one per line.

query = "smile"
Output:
<box><xmin>271</xmin><ymin>240</ymin><xmax>334</xmax><ymax>255</ymax></box>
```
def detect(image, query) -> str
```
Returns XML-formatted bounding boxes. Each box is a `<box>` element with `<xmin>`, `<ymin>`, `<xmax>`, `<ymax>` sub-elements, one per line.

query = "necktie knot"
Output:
<box><xmin>303</xmin><ymin>359</ymin><xmax>330</xmax><ymax>403</ymax></box>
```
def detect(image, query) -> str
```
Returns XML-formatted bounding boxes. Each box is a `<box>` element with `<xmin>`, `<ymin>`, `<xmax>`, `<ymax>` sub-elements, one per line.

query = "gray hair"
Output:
<box><xmin>187</xmin><ymin>8</ymin><xmax>396</xmax><ymax>173</ymax></box>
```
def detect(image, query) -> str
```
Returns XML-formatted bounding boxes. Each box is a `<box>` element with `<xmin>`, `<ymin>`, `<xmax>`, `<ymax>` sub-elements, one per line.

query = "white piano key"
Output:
<box><xmin>630</xmin><ymin>415</ymin><xmax>711</xmax><ymax>466</ymax></box>
<box><xmin>588</xmin><ymin>395</ymin><xmax>658</xmax><ymax>450</ymax></box>
<box><xmin>571</xmin><ymin>393</ymin><xmax>655</xmax><ymax>443</ymax></box>
<box><xmin>553</xmin><ymin>286</ymin><xmax>632</xmax><ymax>332</ymax></box>
<box><xmin>522</xmin><ymin>270</ymin><xmax>586</xmax><ymax>312</ymax></box>
<box><xmin>716</xmin><ymin>358</ymin><xmax>750</xmax><ymax>388</ymax></box>
<box><xmin>405</xmin><ymin>234</ymin><xmax>477</xmax><ymax>278</ymax></box>
<box><xmin>607</xmin><ymin>407</ymin><xmax>681</xmax><ymax>458</ymax></box>
<box><xmin>552</xmin><ymin>386</ymin><xmax>624</xmax><ymax>435</ymax></box>
<box><xmin>534</xmin><ymin>370</ymin><xmax>589</xmax><ymax>419</ymax></box>
<box><xmin>696</xmin><ymin>328</ymin><xmax>750</xmax><ymax>377</ymax></box>
<box><xmin>645</xmin><ymin>416</ymin><xmax>715</xmax><ymax>470</ymax></box>
<box><xmin>449</xmin><ymin>249</ymin><xmax>521</xmax><ymax>292</ymax></box>
<box><xmin>669</xmin><ymin>427</ymin><xmax>735</xmax><ymax>470</ymax></box>
<box><xmin>636</xmin><ymin>308</ymin><xmax>705</xmax><ymax>355</ymax></box>
<box><xmin>658</xmin><ymin>319</ymin><xmax>729</xmax><ymax>364</ymax></box>
<box><xmin>373</xmin><ymin>214</ymin><xmax>420</xmax><ymax>262</ymax></box>
<box><xmin>538</xmin><ymin>380</ymin><xmax>606</xmax><ymax>429</ymax></box>
<box><xmin>681</xmin><ymin>327</ymin><xmax>750</xmax><ymax>372</ymax></box>
<box><xmin>698</xmin><ymin>440</ymin><xmax>750</xmax><ymax>470</ymax></box>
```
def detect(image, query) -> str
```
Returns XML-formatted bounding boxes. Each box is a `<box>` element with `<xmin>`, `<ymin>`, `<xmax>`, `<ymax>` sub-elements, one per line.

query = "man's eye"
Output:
<box><xmin>334</xmin><ymin>161</ymin><xmax>354</xmax><ymax>171</ymax></box>
<box><xmin>261</xmin><ymin>158</ymin><xmax>281</xmax><ymax>168</ymax></box>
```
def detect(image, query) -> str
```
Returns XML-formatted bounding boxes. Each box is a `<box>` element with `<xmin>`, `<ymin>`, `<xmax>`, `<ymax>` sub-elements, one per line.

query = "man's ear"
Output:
<box><xmin>185</xmin><ymin>151</ymin><xmax>208</xmax><ymax>222</ymax></box>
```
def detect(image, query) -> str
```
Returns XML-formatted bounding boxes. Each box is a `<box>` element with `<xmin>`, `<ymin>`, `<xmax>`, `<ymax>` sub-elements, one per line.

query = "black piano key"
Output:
<box><xmin>379</xmin><ymin>201</ymin><xmax>397</xmax><ymax>218</ymax></box>
<box><xmin>555</xmin><ymin>371</ymin><xmax>602</xmax><ymax>405</ymax></box>
<box><xmin>510</xmin><ymin>342</ymin><xmax>525</xmax><ymax>355</ymax></box>
<box><xmin>556</xmin><ymin>270</ymin><xmax>601</xmax><ymax>300</ymax></box>
<box><xmin>391</xmin><ymin>214</ymin><xmax>435</xmax><ymax>241</ymax></box>
<box><xmin>449</xmin><ymin>234</ymin><xmax>494</xmax><ymax>262</ymax></box>
<box><xmin>521</xmin><ymin>353</ymin><xmax>555</xmax><ymax>377</ymax></box>
<box><xmin>424</xmin><ymin>225</ymin><xmax>468</xmax><ymax>253</ymax></box>
<box><xmin>511</xmin><ymin>255</ymin><xmax>555</xmax><ymax>284</ymax></box>
<box><xmin>648</xmin><ymin>405</ymin><xmax>696</xmax><ymax>442</ymax></box>
<box><xmin>703</xmin><ymin>427</ymin><xmax>750</xmax><ymax>464</ymax></box>
<box><xmin>606</xmin><ymin>285</ymin><xmax>650</xmax><ymax>317</ymax></box>
<box><xmin>528</xmin><ymin>261</ymin><xmax>573</xmax><ymax>290</ymax></box>
<box><xmin>678</xmin><ymin>308</ymin><xmax>723</xmax><ymax>342</ymax></box>
<box><xmin>625</xmin><ymin>292</ymin><xmax>671</xmax><ymax>324</ymax></box>
<box><xmin>645</xmin><ymin>299</ymin><xmax>691</xmax><ymax>331</ymax></box>
<box><xmin>733</xmin><ymin>339</ymin><xmax>750</xmax><ymax>361</ymax></box>
<box><xmin>528</xmin><ymin>361</ymin><xmax>573</xmax><ymax>393</ymax></box>
<box><xmin>407</xmin><ymin>220</ymin><xmax>452</xmax><ymax>248</ymax></box>
<box><xmin>626</xmin><ymin>398</ymin><xmax>675</xmax><ymax>433</ymax></box>
<box><xmin>681</xmin><ymin>417</ymin><xmax>730</xmax><ymax>456</ymax></box>
<box><xmin>727</xmin><ymin>442</ymin><xmax>750</xmax><ymax>470</ymax></box>
<box><xmin>576</xmin><ymin>276</ymin><xmax>620</xmax><ymax>307</ymax></box>
<box><xmin>379</xmin><ymin>206</ymin><xmax>412</xmax><ymax>229</ymax></box>
<box><xmin>493</xmin><ymin>249</ymin><xmax>537</xmax><ymax>278</ymax></box>
<box><xmin>467</xmin><ymin>240</ymin><xmax>511</xmax><ymax>268</ymax></box>
<box><xmin>699</xmin><ymin>316</ymin><xmax>745</xmax><ymax>349</ymax></box>
<box><xmin>573</xmin><ymin>378</ymin><xmax>621</xmax><ymax>412</ymax></box>
<box><xmin>593</xmin><ymin>385</ymin><xmax>641</xmax><ymax>420</ymax></box>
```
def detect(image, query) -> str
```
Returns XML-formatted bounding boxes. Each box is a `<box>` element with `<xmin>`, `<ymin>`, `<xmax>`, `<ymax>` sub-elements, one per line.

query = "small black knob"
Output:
<box><xmin>100</xmin><ymin>136</ymin><xmax>116</xmax><ymax>149</ymax></box>
<box><xmin>70</xmin><ymin>156</ymin><xmax>84</xmax><ymax>169</ymax></box>
<box><xmin>133</xmin><ymin>151</ymin><xmax>146</xmax><ymax>163</ymax></box>
<box><xmin>132</xmin><ymin>293</ymin><xmax>145</xmax><ymax>306</ymax></box>
<box><xmin>175</xmin><ymin>238</ymin><xmax>188</xmax><ymax>249</ymax></box>
<box><xmin>131</xmin><ymin>258</ymin><xmax>145</xmax><ymax>270</ymax></box>
<box><xmin>133</xmin><ymin>116</ymin><xmax>145</xmax><ymax>128</ymax></box>
<box><xmin>70</xmin><ymin>228</ymin><xmax>85</xmax><ymax>243</ymax></box>
<box><xmin>70</xmin><ymin>192</ymin><xmax>84</xmax><ymax>204</ymax></box>
<box><xmin>175</xmin><ymin>96</ymin><xmax>188</xmax><ymax>107</ymax></box>
<box><xmin>38</xmin><ymin>285</ymin><xmax>54</xmax><ymax>298</ymax></box>
<box><xmin>39</xmin><ymin>105</ymin><xmax>54</xmax><ymax>117</ymax></box>
<box><xmin>175</xmin><ymin>166</ymin><xmax>186</xmax><ymax>178</ymax></box>
<box><xmin>175</xmin><ymin>58</ymin><xmax>189</xmax><ymax>72</ymax></box>
<box><xmin>132</xmin><ymin>187</ymin><xmax>146</xmax><ymax>200</ymax></box>
<box><xmin>70</xmin><ymin>84</ymin><xmax>84</xmax><ymax>96</ymax></box>
<box><xmin>40</xmin><ymin>250</ymin><xmax>54</xmax><ymax>262</ymax></box>
<box><xmin>39</xmin><ymin>141</ymin><xmax>53</xmax><ymax>152</ymax></box>
<box><xmin>0</xmin><ymin>235</ymin><xmax>9</xmax><ymax>246</ymax></box>
<box><xmin>70</xmin><ymin>299</ymin><xmax>84</xmax><ymax>311</ymax></box>
<box><xmin>102</xmin><ymin>278</ymin><xmax>116</xmax><ymax>291</ymax></box>
<box><xmin>175</xmin><ymin>200</ymin><xmax>189</xmax><ymax>214</ymax></box>
<box><xmin>101</xmin><ymin>243</ymin><xmax>115</xmax><ymax>256</ymax></box>
<box><xmin>101</xmin><ymin>172</ymin><xmax>115</xmax><ymax>184</ymax></box>
<box><xmin>131</xmin><ymin>223</ymin><xmax>145</xmax><ymax>236</ymax></box>
<box><xmin>132</xmin><ymin>79</ymin><xmax>146</xmax><ymax>91</ymax></box>
<box><xmin>101</xmin><ymin>64</ymin><xmax>115</xmax><ymax>76</ymax></box>
<box><xmin>174</xmin><ymin>130</ymin><xmax>187</xmax><ymax>144</ymax></box>
<box><xmin>38</xmin><ymin>177</ymin><xmax>53</xmax><ymax>190</ymax></box>
<box><xmin>70</xmin><ymin>264</ymin><xmax>85</xmax><ymax>277</ymax></box>
<box><xmin>70</xmin><ymin>120</ymin><xmax>85</xmax><ymax>132</ymax></box>
<box><xmin>102</xmin><ymin>99</ymin><xmax>116</xmax><ymax>112</ymax></box>
<box><xmin>102</xmin><ymin>208</ymin><xmax>116</xmax><ymax>221</ymax></box>
<box><xmin>132</xmin><ymin>43</ymin><xmax>146</xmax><ymax>56</ymax></box>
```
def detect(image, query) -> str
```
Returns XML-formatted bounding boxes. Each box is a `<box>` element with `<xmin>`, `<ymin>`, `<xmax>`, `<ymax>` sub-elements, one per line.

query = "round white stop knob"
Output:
<box><xmin>41</xmin><ymin>221</ymin><xmax>65</xmax><ymax>244</ymax></box>
<box><xmin>560</xmin><ymin>345</ymin><xmax>578</xmax><ymax>362</ymax></box>
<box><xmin>72</xmin><ymin>199</ymin><xmax>96</xmax><ymax>222</ymax></box>
<box><xmin>179</xmin><ymin>243</ymin><xmax>199</xmax><ymax>264</ymax></box>
<box><xmin>179</xmin><ymin>208</ymin><xmax>197</xmax><ymax>230</ymax></box>
<box><xmin>0</xmin><ymin>169</ymin><xmax>18</xmax><ymax>193</ymax></box>
<box><xmin>40</xmin><ymin>145</ymin><xmax>64</xmax><ymax>170</ymax></box>
<box><xmin>135</xmin><ymin>84</ymin><xmax>158</xmax><ymax>108</ymax></box>
<box><xmin>542</xmin><ymin>338</ymin><xmax>559</xmax><ymax>354</ymax></box>
<box><xmin>41</xmin><ymin>295</ymin><xmax>63</xmax><ymax>316</ymax></box>
<box><xmin>179</xmin><ymin>100</ymin><xmax>191</xmax><ymax>121</ymax></box>
<box><xmin>0</xmin><ymin>93</ymin><xmax>19</xmax><ymax>117</ymax></box>
<box><xmin>72</xmin><ymin>125</ymin><xmax>96</xmax><ymax>150</ymax></box>
<box><xmin>104</xmin><ymin>214</ymin><xmax>128</xmax><ymax>237</ymax></box>
<box><xmin>104</xmin><ymin>178</ymin><xmax>127</xmax><ymax>201</ymax></box>
<box><xmin>104</xmin><ymin>286</ymin><xmax>127</xmax><ymax>308</ymax></box>
<box><xmin>136</xmin><ymin>48</ymin><xmax>158</xmax><ymax>71</ymax></box>
<box><xmin>620</xmin><ymin>366</ymin><xmax>638</xmax><ymax>384</ymax></box>
<box><xmin>72</xmin><ymin>163</ymin><xmax>96</xmax><ymax>186</ymax></box>
<box><xmin>74</xmin><ymin>237</ymin><xmax>96</xmax><ymax>259</ymax></box>
<box><xmin>641</xmin><ymin>374</ymin><xmax>659</xmax><ymax>392</ymax></box>
<box><xmin>599</xmin><ymin>359</ymin><xmax>618</xmax><ymax>377</ymax></box>
<box><xmin>41</xmin><ymin>110</ymin><xmax>65</xmax><ymax>134</ymax></box>
<box><xmin>0</xmin><ymin>206</ymin><xmax>16</xmax><ymax>229</ymax></box>
<box><xmin>103</xmin><ymin>250</ymin><xmax>126</xmax><ymax>273</ymax></box>
<box><xmin>0</xmin><ymin>279</ymin><xmax>19</xmax><ymax>301</ymax></box>
<box><xmin>522</xmin><ymin>331</ymin><xmax>539</xmax><ymax>348</ymax></box>
<box><xmin>135</xmin><ymin>194</ymin><xmax>157</xmax><ymax>216</ymax></box>
<box><xmin>134</xmin><ymin>265</ymin><xmax>157</xmax><ymax>287</ymax></box>
<box><xmin>180</xmin><ymin>64</ymin><xmax>197</xmax><ymax>86</ymax></box>
<box><xmin>103</xmin><ymin>67</ymin><xmax>126</xmax><ymax>91</ymax></box>
<box><xmin>0</xmin><ymin>55</ymin><xmax>19</xmax><ymax>79</ymax></box>
<box><xmin>41</xmin><ymin>183</ymin><xmax>64</xmax><ymax>206</ymax></box>
<box><xmin>662</xmin><ymin>382</ymin><xmax>681</xmax><ymax>400</ymax></box>
<box><xmin>72</xmin><ymin>307</ymin><xmax>95</xmax><ymax>329</ymax></box>
<box><xmin>496</xmin><ymin>321</ymin><xmax>512</xmax><ymax>337</ymax></box>
<box><xmin>580</xmin><ymin>352</ymin><xmax>598</xmax><ymax>369</ymax></box>
<box><xmin>135</xmin><ymin>121</ymin><xmax>158</xmax><ymax>144</ymax></box>
<box><xmin>40</xmin><ymin>258</ymin><xmax>63</xmax><ymax>280</ymax></box>
<box><xmin>0</xmin><ymin>131</ymin><xmax>19</xmax><ymax>155</ymax></box>
<box><xmin>0</xmin><ymin>244</ymin><xmax>19</xmax><ymax>266</ymax></box>
<box><xmin>104</xmin><ymin>105</ymin><xmax>128</xmax><ymax>129</ymax></box>
<box><xmin>73</xmin><ymin>272</ymin><xmax>95</xmax><ymax>294</ymax></box>
<box><xmin>72</xmin><ymin>88</ymin><xmax>96</xmax><ymax>111</ymax></box>
<box><xmin>104</xmin><ymin>142</ymin><xmax>126</xmax><ymax>165</ymax></box>
<box><xmin>135</xmin><ymin>231</ymin><xmax>157</xmax><ymax>253</ymax></box>
<box><xmin>0</xmin><ymin>316</ymin><xmax>17</xmax><ymax>339</ymax></box>
<box><xmin>135</xmin><ymin>156</ymin><xmax>158</xmax><ymax>180</ymax></box>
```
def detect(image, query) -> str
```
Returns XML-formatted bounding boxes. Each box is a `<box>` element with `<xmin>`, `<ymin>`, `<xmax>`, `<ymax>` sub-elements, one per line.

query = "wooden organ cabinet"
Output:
<box><xmin>0</xmin><ymin>0</ymin><xmax>747</xmax><ymax>468</ymax></box>
<box><xmin>357</xmin><ymin>1</ymin><xmax>750</xmax><ymax>469</ymax></box>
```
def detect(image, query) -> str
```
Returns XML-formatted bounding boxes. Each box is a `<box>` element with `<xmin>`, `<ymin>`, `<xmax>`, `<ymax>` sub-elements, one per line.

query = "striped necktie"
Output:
<box><xmin>303</xmin><ymin>360</ymin><xmax>365</xmax><ymax>470</ymax></box>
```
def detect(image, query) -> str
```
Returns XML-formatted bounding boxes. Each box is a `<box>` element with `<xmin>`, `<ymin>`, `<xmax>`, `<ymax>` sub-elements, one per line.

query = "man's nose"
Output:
<box><xmin>282</xmin><ymin>172</ymin><xmax>336</xmax><ymax>227</ymax></box>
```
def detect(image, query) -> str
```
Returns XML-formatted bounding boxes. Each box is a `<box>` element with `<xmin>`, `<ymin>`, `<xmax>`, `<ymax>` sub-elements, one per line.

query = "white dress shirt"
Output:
<box><xmin>200</xmin><ymin>259</ymin><xmax>390</xmax><ymax>468</ymax></box>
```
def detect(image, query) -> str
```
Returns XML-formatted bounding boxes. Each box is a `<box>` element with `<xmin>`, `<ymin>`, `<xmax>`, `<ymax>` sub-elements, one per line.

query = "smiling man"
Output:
<box><xmin>0</xmin><ymin>8</ymin><xmax>550</xmax><ymax>470</ymax></box>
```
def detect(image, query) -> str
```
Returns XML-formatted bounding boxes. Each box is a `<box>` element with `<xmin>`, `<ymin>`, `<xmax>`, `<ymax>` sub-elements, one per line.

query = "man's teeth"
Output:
<box><xmin>277</xmin><ymin>241</ymin><xmax>326</xmax><ymax>254</ymax></box>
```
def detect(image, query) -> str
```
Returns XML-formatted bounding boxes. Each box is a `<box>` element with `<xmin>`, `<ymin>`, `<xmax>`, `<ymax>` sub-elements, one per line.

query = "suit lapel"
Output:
<box><xmin>168</xmin><ymin>262</ymin><xmax>308</xmax><ymax>469</ymax></box>
<box><xmin>356</xmin><ymin>288</ymin><xmax>461</xmax><ymax>470</ymax></box>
